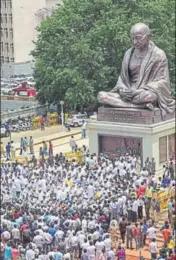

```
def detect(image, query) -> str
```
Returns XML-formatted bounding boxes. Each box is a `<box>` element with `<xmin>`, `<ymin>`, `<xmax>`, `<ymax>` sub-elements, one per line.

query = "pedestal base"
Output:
<box><xmin>98</xmin><ymin>107</ymin><xmax>175</xmax><ymax>125</ymax></box>
<box><xmin>88</xmin><ymin>119</ymin><xmax>175</xmax><ymax>175</ymax></box>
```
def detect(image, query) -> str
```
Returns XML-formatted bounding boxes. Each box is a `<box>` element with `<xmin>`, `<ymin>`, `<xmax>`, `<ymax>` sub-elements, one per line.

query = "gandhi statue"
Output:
<box><xmin>98</xmin><ymin>23</ymin><xmax>175</xmax><ymax>117</ymax></box>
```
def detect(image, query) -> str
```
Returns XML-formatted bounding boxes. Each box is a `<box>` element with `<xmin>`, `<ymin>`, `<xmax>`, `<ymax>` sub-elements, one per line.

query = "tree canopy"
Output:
<box><xmin>32</xmin><ymin>0</ymin><xmax>175</xmax><ymax>110</ymax></box>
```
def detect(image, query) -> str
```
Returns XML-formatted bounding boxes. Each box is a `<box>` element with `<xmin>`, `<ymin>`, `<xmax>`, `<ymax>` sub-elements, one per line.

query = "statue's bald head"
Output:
<box><xmin>130</xmin><ymin>23</ymin><xmax>150</xmax><ymax>50</ymax></box>
<box><xmin>130</xmin><ymin>23</ymin><xmax>150</xmax><ymax>37</ymax></box>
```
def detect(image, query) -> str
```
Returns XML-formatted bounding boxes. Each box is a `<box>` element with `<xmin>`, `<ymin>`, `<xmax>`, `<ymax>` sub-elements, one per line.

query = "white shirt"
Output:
<box><xmin>107</xmin><ymin>249</ymin><xmax>115</xmax><ymax>260</ymax></box>
<box><xmin>132</xmin><ymin>200</ymin><xmax>138</xmax><ymax>212</ymax></box>
<box><xmin>71</xmin><ymin>236</ymin><xmax>79</xmax><ymax>247</ymax></box>
<box><xmin>88</xmin><ymin>220</ymin><xmax>95</xmax><ymax>230</ymax></box>
<box><xmin>87</xmin><ymin>245</ymin><xmax>95</xmax><ymax>256</ymax></box>
<box><xmin>138</xmin><ymin>199</ymin><xmax>144</xmax><ymax>207</ymax></box>
<box><xmin>147</xmin><ymin>227</ymin><xmax>157</xmax><ymax>239</ymax></box>
<box><xmin>12</xmin><ymin>228</ymin><xmax>20</xmax><ymax>239</ymax></box>
<box><xmin>63</xmin><ymin>253</ymin><xmax>71</xmax><ymax>260</ymax></box>
<box><xmin>26</xmin><ymin>249</ymin><xmax>35</xmax><ymax>260</ymax></box>
<box><xmin>149</xmin><ymin>241</ymin><xmax>157</xmax><ymax>253</ymax></box>
<box><xmin>104</xmin><ymin>238</ymin><xmax>111</xmax><ymax>252</ymax></box>
<box><xmin>55</xmin><ymin>230</ymin><xmax>64</xmax><ymax>240</ymax></box>
<box><xmin>95</xmin><ymin>241</ymin><xmax>104</xmax><ymax>253</ymax></box>
<box><xmin>93</xmin><ymin>231</ymin><xmax>100</xmax><ymax>241</ymax></box>
<box><xmin>82</xmin><ymin>122</ymin><xmax>87</xmax><ymax>130</ymax></box>
<box><xmin>14</xmin><ymin>178</ymin><xmax>21</xmax><ymax>191</ymax></box>
<box><xmin>87</xmin><ymin>185</ymin><xmax>94</xmax><ymax>198</ymax></box>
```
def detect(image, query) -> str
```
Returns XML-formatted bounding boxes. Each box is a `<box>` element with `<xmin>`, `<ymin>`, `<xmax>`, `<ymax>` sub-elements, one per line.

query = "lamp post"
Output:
<box><xmin>60</xmin><ymin>100</ymin><xmax>64</xmax><ymax>131</ymax></box>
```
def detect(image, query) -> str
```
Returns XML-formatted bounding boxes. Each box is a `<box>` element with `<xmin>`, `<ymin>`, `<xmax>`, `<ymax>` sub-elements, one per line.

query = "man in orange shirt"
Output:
<box><xmin>136</xmin><ymin>185</ymin><xmax>142</xmax><ymax>198</ymax></box>
<box><xmin>139</xmin><ymin>182</ymin><xmax>146</xmax><ymax>197</ymax></box>
<box><xmin>162</xmin><ymin>225</ymin><xmax>171</xmax><ymax>244</ymax></box>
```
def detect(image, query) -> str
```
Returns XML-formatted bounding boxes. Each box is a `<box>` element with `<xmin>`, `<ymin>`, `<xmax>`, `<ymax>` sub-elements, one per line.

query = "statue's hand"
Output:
<box><xmin>119</xmin><ymin>89</ymin><xmax>126</xmax><ymax>98</ymax></box>
<box><xmin>123</xmin><ymin>89</ymin><xmax>137</xmax><ymax>101</ymax></box>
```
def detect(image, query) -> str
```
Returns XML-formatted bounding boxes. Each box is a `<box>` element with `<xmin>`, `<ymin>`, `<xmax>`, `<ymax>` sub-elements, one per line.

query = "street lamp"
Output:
<box><xmin>60</xmin><ymin>100</ymin><xmax>64</xmax><ymax>131</ymax></box>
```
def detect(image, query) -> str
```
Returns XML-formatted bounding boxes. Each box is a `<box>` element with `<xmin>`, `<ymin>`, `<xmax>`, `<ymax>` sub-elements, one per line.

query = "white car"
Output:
<box><xmin>0</xmin><ymin>125</ymin><xmax>11</xmax><ymax>137</ymax></box>
<box><xmin>66</xmin><ymin>114</ymin><xmax>88</xmax><ymax>127</ymax></box>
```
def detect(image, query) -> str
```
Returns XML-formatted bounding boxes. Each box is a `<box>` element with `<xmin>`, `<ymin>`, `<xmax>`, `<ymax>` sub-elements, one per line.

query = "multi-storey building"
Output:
<box><xmin>1</xmin><ymin>0</ymin><xmax>61</xmax><ymax>77</ymax></box>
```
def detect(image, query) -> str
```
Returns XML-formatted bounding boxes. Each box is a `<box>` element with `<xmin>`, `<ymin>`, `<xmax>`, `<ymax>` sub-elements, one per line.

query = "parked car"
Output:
<box><xmin>0</xmin><ymin>124</ymin><xmax>11</xmax><ymax>137</ymax></box>
<box><xmin>66</xmin><ymin>114</ymin><xmax>88</xmax><ymax>127</ymax></box>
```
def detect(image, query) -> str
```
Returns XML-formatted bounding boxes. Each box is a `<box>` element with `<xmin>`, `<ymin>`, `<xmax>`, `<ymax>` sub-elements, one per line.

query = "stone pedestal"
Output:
<box><xmin>88</xmin><ymin>117</ymin><xmax>175</xmax><ymax>175</ymax></box>
<box><xmin>98</xmin><ymin>107</ymin><xmax>175</xmax><ymax>125</ymax></box>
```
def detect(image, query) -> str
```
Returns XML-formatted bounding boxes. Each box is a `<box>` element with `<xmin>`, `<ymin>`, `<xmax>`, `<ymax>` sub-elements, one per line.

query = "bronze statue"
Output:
<box><xmin>98</xmin><ymin>23</ymin><xmax>175</xmax><ymax>117</ymax></box>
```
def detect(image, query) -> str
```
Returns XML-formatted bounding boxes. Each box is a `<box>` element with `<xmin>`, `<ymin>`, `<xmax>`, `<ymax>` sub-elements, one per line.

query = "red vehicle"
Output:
<box><xmin>12</xmin><ymin>81</ymin><xmax>36</xmax><ymax>97</ymax></box>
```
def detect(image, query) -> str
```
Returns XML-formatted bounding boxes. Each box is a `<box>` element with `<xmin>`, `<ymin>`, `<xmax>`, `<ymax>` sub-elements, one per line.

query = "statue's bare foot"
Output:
<box><xmin>146</xmin><ymin>103</ymin><xmax>154</xmax><ymax>111</ymax></box>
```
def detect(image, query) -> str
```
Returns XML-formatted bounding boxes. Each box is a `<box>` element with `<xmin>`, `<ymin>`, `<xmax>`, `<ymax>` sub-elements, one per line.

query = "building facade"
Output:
<box><xmin>1</xmin><ymin>0</ymin><xmax>61</xmax><ymax>77</ymax></box>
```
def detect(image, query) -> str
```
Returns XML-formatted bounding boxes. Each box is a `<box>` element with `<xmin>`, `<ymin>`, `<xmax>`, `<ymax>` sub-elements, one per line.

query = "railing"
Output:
<box><xmin>1</xmin><ymin>95</ymin><xmax>35</xmax><ymax>101</ymax></box>
<box><xmin>1</xmin><ymin>104</ymin><xmax>48</xmax><ymax>122</ymax></box>
<box><xmin>126</xmin><ymin>255</ymin><xmax>150</xmax><ymax>260</ymax></box>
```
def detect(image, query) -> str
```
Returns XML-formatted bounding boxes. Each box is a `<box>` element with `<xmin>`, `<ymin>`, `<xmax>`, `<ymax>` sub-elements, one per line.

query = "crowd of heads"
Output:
<box><xmin>1</xmin><ymin>149</ymin><xmax>175</xmax><ymax>260</ymax></box>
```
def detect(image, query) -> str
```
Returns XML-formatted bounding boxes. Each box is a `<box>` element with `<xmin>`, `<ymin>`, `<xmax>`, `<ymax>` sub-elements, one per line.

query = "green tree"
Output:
<box><xmin>32</xmin><ymin>0</ymin><xmax>175</xmax><ymax>110</ymax></box>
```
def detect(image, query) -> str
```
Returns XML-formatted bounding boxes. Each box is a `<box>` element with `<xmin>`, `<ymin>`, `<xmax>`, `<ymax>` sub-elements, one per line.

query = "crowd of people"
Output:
<box><xmin>1</xmin><ymin>148</ymin><xmax>175</xmax><ymax>260</ymax></box>
<box><xmin>1</xmin><ymin>118</ymin><xmax>87</xmax><ymax>162</ymax></box>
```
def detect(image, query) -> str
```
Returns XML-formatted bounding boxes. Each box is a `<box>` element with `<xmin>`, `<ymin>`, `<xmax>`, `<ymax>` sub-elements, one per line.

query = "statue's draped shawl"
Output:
<box><xmin>114</xmin><ymin>41</ymin><xmax>175</xmax><ymax>115</ymax></box>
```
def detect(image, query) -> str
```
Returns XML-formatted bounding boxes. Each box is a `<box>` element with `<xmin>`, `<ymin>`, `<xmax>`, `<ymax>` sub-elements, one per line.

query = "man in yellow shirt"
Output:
<box><xmin>145</xmin><ymin>185</ymin><xmax>153</xmax><ymax>206</ymax></box>
<box><xmin>66</xmin><ymin>177</ymin><xmax>73</xmax><ymax>188</ymax></box>
<box><xmin>167</xmin><ymin>235</ymin><xmax>174</xmax><ymax>256</ymax></box>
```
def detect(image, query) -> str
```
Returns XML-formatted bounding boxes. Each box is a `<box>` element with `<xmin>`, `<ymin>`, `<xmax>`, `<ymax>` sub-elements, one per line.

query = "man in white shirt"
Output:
<box><xmin>55</xmin><ymin>229</ymin><xmax>64</xmax><ymax>243</ymax></box>
<box><xmin>70</xmin><ymin>136</ymin><xmax>77</xmax><ymax>152</ymax></box>
<box><xmin>33</xmin><ymin>232</ymin><xmax>44</xmax><ymax>251</ymax></box>
<box><xmin>11</xmin><ymin>224</ymin><xmax>20</xmax><ymax>244</ymax></box>
<box><xmin>13</xmin><ymin>177</ymin><xmax>22</xmax><ymax>198</ymax></box>
<box><xmin>26</xmin><ymin>244</ymin><xmax>35</xmax><ymax>260</ymax></box>
<box><xmin>87</xmin><ymin>241</ymin><xmax>96</xmax><ymax>259</ymax></box>
<box><xmin>147</xmin><ymin>225</ymin><xmax>158</xmax><ymax>240</ymax></box>
<box><xmin>104</xmin><ymin>235</ymin><xmax>111</xmax><ymax>253</ymax></box>
<box><xmin>78</xmin><ymin>232</ymin><xmax>85</xmax><ymax>249</ymax></box>
<box><xmin>137</xmin><ymin>196</ymin><xmax>144</xmax><ymax>219</ymax></box>
<box><xmin>87</xmin><ymin>184</ymin><xmax>94</xmax><ymax>199</ymax></box>
<box><xmin>81</xmin><ymin>120</ymin><xmax>87</xmax><ymax>138</ymax></box>
<box><xmin>132</xmin><ymin>199</ymin><xmax>138</xmax><ymax>222</ymax></box>
<box><xmin>43</xmin><ymin>230</ymin><xmax>53</xmax><ymax>254</ymax></box>
<box><xmin>149</xmin><ymin>238</ymin><xmax>158</xmax><ymax>259</ymax></box>
<box><xmin>95</xmin><ymin>238</ymin><xmax>105</xmax><ymax>258</ymax></box>
<box><xmin>70</xmin><ymin>233</ymin><xmax>79</xmax><ymax>259</ymax></box>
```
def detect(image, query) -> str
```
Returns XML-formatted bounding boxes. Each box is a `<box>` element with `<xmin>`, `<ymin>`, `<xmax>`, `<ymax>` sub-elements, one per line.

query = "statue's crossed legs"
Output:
<box><xmin>98</xmin><ymin>89</ymin><xmax>157</xmax><ymax>110</ymax></box>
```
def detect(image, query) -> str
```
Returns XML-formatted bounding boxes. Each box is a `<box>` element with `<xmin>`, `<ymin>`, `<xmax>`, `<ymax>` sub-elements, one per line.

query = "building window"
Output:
<box><xmin>4</xmin><ymin>14</ymin><xmax>8</xmax><ymax>24</ymax></box>
<box><xmin>4</xmin><ymin>28</ymin><xmax>8</xmax><ymax>38</ymax></box>
<box><xmin>10</xmin><ymin>57</ymin><xmax>14</xmax><ymax>63</ymax></box>
<box><xmin>1</xmin><ymin>56</ymin><xmax>5</xmax><ymax>63</ymax></box>
<box><xmin>1</xmin><ymin>42</ymin><xmax>4</xmax><ymax>52</ymax></box>
<box><xmin>10</xmin><ymin>43</ymin><xmax>14</xmax><ymax>53</ymax></box>
<box><xmin>5</xmin><ymin>43</ymin><xmax>9</xmax><ymax>52</ymax></box>
<box><xmin>1</xmin><ymin>28</ymin><xmax>3</xmax><ymax>37</ymax></box>
<box><xmin>9</xmin><ymin>28</ymin><xmax>13</xmax><ymax>38</ymax></box>
<box><xmin>5</xmin><ymin>57</ymin><xmax>10</xmax><ymax>63</ymax></box>
<box><xmin>1</xmin><ymin>0</ymin><xmax>5</xmax><ymax>9</ymax></box>
<box><xmin>9</xmin><ymin>14</ymin><xmax>12</xmax><ymax>24</ymax></box>
<box><xmin>1</xmin><ymin>16</ymin><xmax>3</xmax><ymax>23</ymax></box>
<box><xmin>4</xmin><ymin>0</ymin><xmax>7</xmax><ymax>9</ymax></box>
<box><xmin>7</xmin><ymin>0</ymin><xmax>12</xmax><ymax>9</ymax></box>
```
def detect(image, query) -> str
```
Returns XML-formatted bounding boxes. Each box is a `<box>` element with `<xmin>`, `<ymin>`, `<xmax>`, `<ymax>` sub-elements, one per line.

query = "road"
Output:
<box><xmin>1</xmin><ymin>124</ymin><xmax>88</xmax><ymax>158</ymax></box>
<box><xmin>2</xmin><ymin>124</ymin><xmax>64</xmax><ymax>144</ymax></box>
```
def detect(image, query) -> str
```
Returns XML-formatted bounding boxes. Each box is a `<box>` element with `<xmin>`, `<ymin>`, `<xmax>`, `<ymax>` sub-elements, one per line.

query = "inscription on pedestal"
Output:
<box><xmin>98</xmin><ymin>107</ymin><xmax>175</xmax><ymax>125</ymax></box>
<box><xmin>159</xmin><ymin>136</ymin><xmax>167</xmax><ymax>163</ymax></box>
